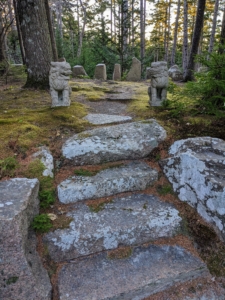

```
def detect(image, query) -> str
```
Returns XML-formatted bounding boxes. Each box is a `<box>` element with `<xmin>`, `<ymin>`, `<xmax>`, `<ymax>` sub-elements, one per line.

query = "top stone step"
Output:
<box><xmin>62</xmin><ymin>119</ymin><xmax>167</xmax><ymax>165</ymax></box>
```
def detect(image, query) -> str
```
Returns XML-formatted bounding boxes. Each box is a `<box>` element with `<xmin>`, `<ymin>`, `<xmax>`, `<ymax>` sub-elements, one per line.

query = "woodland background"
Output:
<box><xmin>0</xmin><ymin>0</ymin><xmax>225</xmax><ymax>87</ymax></box>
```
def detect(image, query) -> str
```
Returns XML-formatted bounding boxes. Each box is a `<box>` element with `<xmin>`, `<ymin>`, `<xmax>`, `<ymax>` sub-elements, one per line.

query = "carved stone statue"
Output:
<box><xmin>49</xmin><ymin>61</ymin><xmax>72</xmax><ymax>107</ymax></box>
<box><xmin>148</xmin><ymin>61</ymin><xmax>168</xmax><ymax>106</ymax></box>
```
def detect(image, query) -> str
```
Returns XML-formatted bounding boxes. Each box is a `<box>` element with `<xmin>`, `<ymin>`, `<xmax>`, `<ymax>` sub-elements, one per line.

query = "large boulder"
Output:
<box><xmin>160</xmin><ymin>137</ymin><xmax>225</xmax><ymax>241</ymax></box>
<box><xmin>62</xmin><ymin>119</ymin><xmax>167</xmax><ymax>165</ymax></box>
<box><xmin>0</xmin><ymin>178</ymin><xmax>52</xmax><ymax>300</ymax></box>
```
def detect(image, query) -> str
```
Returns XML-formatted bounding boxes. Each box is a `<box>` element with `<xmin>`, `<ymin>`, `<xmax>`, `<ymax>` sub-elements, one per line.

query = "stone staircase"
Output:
<box><xmin>43</xmin><ymin>115</ymin><xmax>223</xmax><ymax>300</ymax></box>
<box><xmin>2</xmin><ymin>113</ymin><xmax>225</xmax><ymax>300</ymax></box>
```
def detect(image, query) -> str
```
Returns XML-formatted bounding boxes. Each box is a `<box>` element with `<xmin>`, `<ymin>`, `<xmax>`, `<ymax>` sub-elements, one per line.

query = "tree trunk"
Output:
<box><xmin>140</xmin><ymin>0</ymin><xmax>145</xmax><ymax>73</ymax></box>
<box><xmin>13</xmin><ymin>0</ymin><xmax>25</xmax><ymax>64</ymax></box>
<box><xmin>183</xmin><ymin>0</ymin><xmax>206</xmax><ymax>81</ymax></box>
<box><xmin>208</xmin><ymin>0</ymin><xmax>219</xmax><ymax>54</ymax></box>
<box><xmin>171</xmin><ymin>0</ymin><xmax>181</xmax><ymax>66</ymax></box>
<box><xmin>44</xmin><ymin>0</ymin><xmax>58</xmax><ymax>61</ymax></box>
<box><xmin>182</xmin><ymin>0</ymin><xmax>189</xmax><ymax>77</ymax></box>
<box><xmin>218</xmin><ymin>5</ymin><xmax>225</xmax><ymax>54</ymax></box>
<box><xmin>121</xmin><ymin>0</ymin><xmax>128</xmax><ymax>69</ymax></box>
<box><xmin>0</xmin><ymin>9</ymin><xmax>6</xmax><ymax>64</ymax></box>
<box><xmin>16</xmin><ymin>0</ymin><xmax>54</xmax><ymax>88</ymax></box>
<box><xmin>77</xmin><ymin>0</ymin><xmax>87</xmax><ymax>58</ymax></box>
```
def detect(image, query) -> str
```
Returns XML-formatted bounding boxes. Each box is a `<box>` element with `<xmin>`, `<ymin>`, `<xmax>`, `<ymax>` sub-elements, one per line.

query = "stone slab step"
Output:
<box><xmin>62</xmin><ymin>119</ymin><xmax>166</xmax><ymax>165</ymax></box>
<box><xmin>43</xmin><ymin>194</ymin><xmax>182</xmax><ymax>261</ymax></box>
<box><xmin>58</xmin><ymin>161</ymin><xmax>158</xmax><ymax>204</ymax></box>
<box><xmin>58</xmin><ymin>244</ymin><xmax>208</xmax><ymax>300</ymax></box>
<box><xmin>83</xmin><ymin>113</ymin><xmax>132</xmax><ymax>125</ymax></box>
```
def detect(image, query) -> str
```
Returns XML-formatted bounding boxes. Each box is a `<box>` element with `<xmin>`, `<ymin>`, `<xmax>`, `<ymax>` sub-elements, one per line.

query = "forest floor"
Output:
<box><xmin>1</xmin><ymin>69</ymin><xmax>225</xmax><ymax>298</ymax></box>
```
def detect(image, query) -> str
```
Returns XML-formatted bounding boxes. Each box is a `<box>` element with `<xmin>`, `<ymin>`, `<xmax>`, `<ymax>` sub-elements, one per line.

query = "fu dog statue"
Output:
<box><xmin>148</xmin><ymin>61</ymin><xmax>168</xmax><ymax>106</ymax></box>
<box><xmin>49</xmin><ymin>61</ymin><xmax>72</xmax><ymax>107</ymax></box>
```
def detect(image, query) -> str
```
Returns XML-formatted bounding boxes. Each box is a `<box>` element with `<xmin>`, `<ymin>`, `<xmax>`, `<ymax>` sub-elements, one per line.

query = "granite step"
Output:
<box><xmin>57</xmin><ymin>244</ymin><xmax>208</xmax><ymax>300</ymax></box>
<box><xmin>83</xmin><ymin>113</ymin><xmax>132</xmax><ymax>125</ymax></box>
<box><xmin>43</xmin><ymin>194</ymin><xmax>182</xmax><ymax>262</ymax></box>
<box><xmin>62</xmin><ymin>119</ymin><xmax>166</xmax><ymax>165</ymax></box>
<box><xmin>57</xmin><ymin>161</ymin><xmax>158</xmax><ymax>204</ymax></box>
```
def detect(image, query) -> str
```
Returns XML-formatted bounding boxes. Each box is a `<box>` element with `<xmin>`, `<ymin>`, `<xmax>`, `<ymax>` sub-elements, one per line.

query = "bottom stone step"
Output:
<box><xmin>58</xmin><ymin>244</ymin><xmax>208</xmax><ymax>300</ymax></box>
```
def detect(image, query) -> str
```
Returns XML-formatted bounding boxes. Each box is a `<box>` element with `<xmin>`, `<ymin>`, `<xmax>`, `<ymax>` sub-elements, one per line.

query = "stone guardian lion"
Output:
<box><xmin>49</xmin><ymin>61</ymin><xmax>72</xmax><ymax>107</ymax></box>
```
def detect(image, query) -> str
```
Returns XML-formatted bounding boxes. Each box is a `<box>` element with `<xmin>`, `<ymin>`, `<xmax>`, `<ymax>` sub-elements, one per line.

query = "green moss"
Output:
<box><xmin>74</xmin><ymin>168</ymin><xmax>98</xmax><ymax>176</ymax></box>
<box><xmin>88</xmin><ymin>202</ymin><xmax>105</xmax><ymax>213</ymax></box>
<box><xmin>107</xmin><ymin>247</ymin><xmax>132</xmax><ymax>260</ymax></box>
<box><xmin>31</xmin><ymin>214</ymin><xmax>52</xmax><ymax>233</ymax></box>
<box><xmin>157</xmin><ymin>184</ymin><xmax>174</xmax><ymax>195</ymax></box>
<box><xmin>0</xmin><ymin>156</ymin><xmax>19</xmax><ymax>178</ymax></box>
<box><xmin>6</xmin><ymin>276</ymin><xmax>19</xmax><ymax>285</ymax></box>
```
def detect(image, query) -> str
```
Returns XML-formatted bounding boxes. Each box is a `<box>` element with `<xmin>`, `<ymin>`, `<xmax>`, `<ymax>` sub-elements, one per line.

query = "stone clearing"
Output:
<box><xmin>62</xmin><ymin>119</ymin><xmax>166</xmax><ymax>165</ymax></box>
<box><xmin>160</xmin><ymin>137</ymin><xmax>225</xmax><ymax>241</ymax></box>
<box><xmin>0</xmin><ymin>178</ymin><xmax>51</xmax><ymax>300</ymax></box>
<box><xmin>83</xmin><ymin>113</ymin><xmax>132</xmax><ymax>125</ymax></box>
<box><xmin>43</xmin><ymin>194</ymin><xmax>182</xmax><ymax>261</ymax></box>
<box><xmin>58</xmin><ymin>161</ymin><xmax>158</xmax><ymax>203</ymax></box>
<box><xmin>58</xmin><ymin>244</ymin><xmax>208</xmax><ymax>300</ymax></box>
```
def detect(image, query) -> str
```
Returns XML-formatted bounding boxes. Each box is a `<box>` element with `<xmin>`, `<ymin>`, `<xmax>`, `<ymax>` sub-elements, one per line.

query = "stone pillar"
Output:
<box><xmin>148</xmin><ymin>61</ymin><xmax>168</xmax><ymax>106</ymax></box>
<box><xmin>126</xmin><ymin>57</ymin><xmax>141</xmax><ymax>81</ymax></box>
<box><xmin>113</xmin><ymin>64</ymin><xmax>121</xmax><ymax>81</ymax></box>
<box><xmin>94</xmin><ymin>64</ymin><xmax>107</xmax><ymax>80</ymax></box>
<box><xmin>49</xmin><ymin>61</ymin><xmax>72</xmax><ymax>107</ymax></box>
<box><xmin>72</xmin><ymin>65</ymin><xmax>88</xmax><ymax>78</ymax></box>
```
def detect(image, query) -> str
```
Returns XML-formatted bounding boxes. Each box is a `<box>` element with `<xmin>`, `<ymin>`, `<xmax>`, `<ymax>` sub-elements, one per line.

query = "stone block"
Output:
<box><xmin>57</xmin><ymin>244</ymin><xmax>208</xmax><ymax>299</ymax></box>
<box><xmin>94</xmin><ymin>63</ymin><xmax>107</xmax><ymax>80</ymax></box>
<box><xmin>72</xmin><ymin>65</ymin><xmax>88</xmax><ymax>78</ymax></box>
<box><xmin>62</xmin><ymin>119</ymin><xmax>167</xmax><ymax>165</ymax></box>
<box><xmin>0</xmin><ymin>178</ymin><xmax>52</xmax><ymax>300</ymax></box>
<box><xmin>168</xmin><ymin>64</ymin><xmax>183</xmax><ymax>81</ymax></box>
<box><xmin>57</xmin><ymin>161</ymin><xmax>158</xmax><ymax>203</ymax></box>
<box><xmin>113</xmin><ymin>63</ymin><xmax>121</xmax><ymax>81</ymax></box>
<box><xmin>83</xmin><ymin>113</ymin><xmax>132</xmax><ymax>125</ymax></box>
<box><xmin>126</xmin><ymin>57</ymin><xmax>141</xmax><ymax>81</ymax></box>
<box><xmin>44</xmin><ymin>194</ymin><xmax>182</xmax><ymax>261</ymax></box>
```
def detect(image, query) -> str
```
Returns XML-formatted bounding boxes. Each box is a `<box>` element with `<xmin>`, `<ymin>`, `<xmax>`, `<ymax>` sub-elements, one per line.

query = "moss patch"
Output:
<box><xmin>107</xmin><ymin>246</ymin><xmax>132</xmax><ymax>260</ymax></box>
<box><xmin>0</xmin><ymin>85</ymin><xmax>88</xmax><ymax>159</ymax></box>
